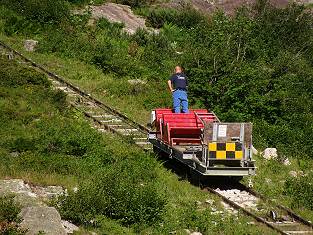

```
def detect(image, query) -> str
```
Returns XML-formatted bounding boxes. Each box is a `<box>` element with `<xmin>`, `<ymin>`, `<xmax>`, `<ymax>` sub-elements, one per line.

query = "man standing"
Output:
<box><xmin>167</xmin><ymin>66</ymin><xmax>189</xmax><ymax>113</ymax></box>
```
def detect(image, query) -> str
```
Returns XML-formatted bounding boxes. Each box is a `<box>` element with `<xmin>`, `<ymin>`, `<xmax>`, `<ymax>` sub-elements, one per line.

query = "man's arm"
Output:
<box><xmin>167</xmin><ymin>80</ymin><xmax>174</xmax><ymax>93</ymax></box>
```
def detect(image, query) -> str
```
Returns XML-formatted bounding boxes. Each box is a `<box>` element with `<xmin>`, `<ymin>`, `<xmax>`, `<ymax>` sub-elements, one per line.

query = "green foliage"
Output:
<box><xmin>1</xmin><ymin>0</ymin><xmax>70</xmax><ymax>24</ymax></box>
<box><xmin>56</xmin><ymin>158</ymin><xmax>166</xmax><ymax>227</ymax></box>
<box><xmin>0</xmin><ymin>195</ymin><xmax>26</xmax><ymax>235</ymax></box>
<box><xmin>1</xmin><ymin>0</ymin><xmax>313</xmax><ymax>160</ymax></box>
<box><xmin>0</xmin><ymin>195</ymin><xmax>21</xmax><ymax>223</ymax></box>
<box><xmin>0</xmin><ymin>55</ymin><xmax>167</xmax><ymax>231</ymax></box>
<box><xmin>115</xmin><ymin>0</ymin><xmax>155</xmax><ymax>8</ymax></box>
<box><xmin>141</xmin><ymin>6</ymin><xmax>205</xmax><ymax>29</ymax></box>
<box><xmin>284</xmin><ymin>172</ymin><xmax>313</xmax><ymax>210</ymax></box>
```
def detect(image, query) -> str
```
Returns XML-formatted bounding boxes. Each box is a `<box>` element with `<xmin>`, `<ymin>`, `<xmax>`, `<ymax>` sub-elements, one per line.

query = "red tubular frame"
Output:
<box><xmin>154</xmin><ymin>109</ymin><xmax>217</xmax><ymax>146</ymax></box>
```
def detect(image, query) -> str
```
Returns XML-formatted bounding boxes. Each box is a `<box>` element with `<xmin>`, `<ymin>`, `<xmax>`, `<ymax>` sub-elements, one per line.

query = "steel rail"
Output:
<box><xmin>239</xmin><ymin>183</ymin><xmax>313</xmax><ymax>230</ymax></box>
<box><xmin>0</xmin><ymin>40</ymin><xmax>149</xmax><ymax>134</ymax></box>
<box><xmin>203</xmin><ymin>183</ymin><xmax>313</xmax><ymax>235</ymax></box>
<box><xmin>2</xmin><ymin>40</ymin><xmax>312</xmax><ymax>234</ymax></box>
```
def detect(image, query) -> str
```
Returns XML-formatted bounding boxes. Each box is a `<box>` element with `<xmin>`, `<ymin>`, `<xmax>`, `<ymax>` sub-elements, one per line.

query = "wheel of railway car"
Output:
<box><xmin>153</xmin><ymin>146</ymin><xmax>161</xmax><ymax>155</ymax></box>
<box><xmin>153</xmin><ymin>146</ymin><xmax>168</xmax><ymax>158</ymax></box>
<box><xmin>230</xmin><ymin>176</ymin><xmax>243</xmax><ymax>182</ymax></box>
<box><xmin>189</xmin><ymin>169</ymin><xmax>202</xmax><ymax>187</ymax></box>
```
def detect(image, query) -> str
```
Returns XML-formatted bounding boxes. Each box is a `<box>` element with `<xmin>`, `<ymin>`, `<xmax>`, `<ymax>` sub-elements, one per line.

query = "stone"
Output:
<box><xmin>251</xmin><ymin>145</ymin><xmax>258</xmax><ymax>155</ymax></box>
<box><xmin>10</xmin><ymin>151</ymin><xmax>20</xmax><ymax>157</ymax></box>
<box><xmin>205</xmin><ymin>199</ymin><xmax>214</xmax><ymax>205</ymax></box>
<box><xmin>61</xmin><ymin>220</ymin><xmax>79</xmax><ymax>234</ymax></box>
<box><xmin>86</xmin><ymin>3</ymin><xmax>158</xmax><ymax>34</ymax></box>
<box><xmin>24</xmin><ymin>40</ymin><xmax>38</xmax><ymax>52</ymax></box>
<box><xmin>0</xmin><ymin>179</ymin><xmax>42</xmax><ymax>207</ymax></box>
<box><xmin>184</xmin><ymin>229</ymin><xmax>191</xmax><ymax>234</ymax></box>
<box><xmin>283</xmin><ymin>158</ymin><xmax>291</xmax><ymax>166</ymax></box>
<box><xmin>289</xmin><ymin>171</ymin><xmax>298</xmax><ymax>177</ymax></box>
<box><xmin>31</xmin><ymin>185</ymin><xmax>65</xmax><ymax>199</ymax></box>
<box><xmin>19</xmin><ymin>206</ymin><xmax>66</xmax><ymax>235</ymax></box>
<box><xmin>127</xmin><ymin>79</ymin><xmax>146</xmax><ymax>85</ymax></box>
<box><xmin>262</xmin><ymin>148</ymin><xmax>278</xmax><ymax>160</ymax></box>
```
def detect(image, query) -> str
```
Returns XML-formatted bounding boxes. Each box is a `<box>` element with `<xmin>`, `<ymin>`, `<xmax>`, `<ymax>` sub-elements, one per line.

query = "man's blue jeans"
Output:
<box><xmin>172</xmin><ymin>90</ymin><xmax>189</xmax><ymax>113</ymax></box>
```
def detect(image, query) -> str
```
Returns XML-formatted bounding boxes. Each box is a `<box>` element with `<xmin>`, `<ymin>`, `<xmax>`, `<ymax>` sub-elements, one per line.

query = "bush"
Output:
<box><xmin>2</xmin><ymin>0</ymin><xmax>70</xmax><ymax>24</ymax></box>
<box><xmin>116</xmin><ymin>0</ymin><xmax>155</xmax><ymax>8</ymax></box>
<box><xmin>0</xmin><ymin>195</ymin><xmax>26</xmax><ymax>235</ymax></box>
<box><xmin>0</xmin><ymin>195</ymin><xmax>21</xmax><ymax>223</ymax></box>
<box><xmin>144</xmin><ymin>7</ymin><xmax>205</xmax><ymax>29</ymax></box>
<box><xmin>284</xmin><ymin>172</ymin><xmax>313</xmax><ymax>210</ymax></box>
<box><xmin>56</xmin><ymin>158</ymin><xmax>166</xmax><ymax>226</ymax></box>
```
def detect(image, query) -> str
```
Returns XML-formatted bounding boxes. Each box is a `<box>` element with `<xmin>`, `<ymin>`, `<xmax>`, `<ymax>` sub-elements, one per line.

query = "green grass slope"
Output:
<box><xmin>0</xmin><ymin>56</ymin><xmax>275</xmax><ymax>234</ymax></box>
<box><xmin>0</xmin><ymin>0</ymin><xmax>313</xmax><ymax>229</ymax></box>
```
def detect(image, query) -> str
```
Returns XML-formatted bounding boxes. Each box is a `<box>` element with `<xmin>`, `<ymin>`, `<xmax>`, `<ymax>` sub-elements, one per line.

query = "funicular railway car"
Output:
<box><xmin>148</xmin><ymin>109</ymin><xmax>256</xmax><ymax>177</ymax></box>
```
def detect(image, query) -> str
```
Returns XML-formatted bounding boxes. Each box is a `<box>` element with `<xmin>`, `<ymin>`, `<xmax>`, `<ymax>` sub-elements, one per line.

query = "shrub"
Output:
<box><xmin>284</xmin><ymin>172</ymin><xmax>313</xmax><ymax>210</ymax></box>
<box><xmin>115</xmin><ymin>0</ymin><xmax>155</xmax><ymax>8</ymax></box>
<box><xmin>144</xmin><ymin>6</ymin><xmax>205</xmax><ymax>29</ymax></box>
<box><xmin>56</xmin><ymin>158</ymin><xmax>166</xmax><ymax>226</ymax></box>
<box><xmin>0</xmin><ymin>195</ymin><xmax>21</xmax><ymax>223</ymax></box>
<box><xmin>2</xmin><ymin>0</ymin><xmax>70</xmax><ymax>24</ymax></box>
<box><xmin>0</xmin><ymin>195</ymin><xmax>26</xmax><ymax>235</ymax></box>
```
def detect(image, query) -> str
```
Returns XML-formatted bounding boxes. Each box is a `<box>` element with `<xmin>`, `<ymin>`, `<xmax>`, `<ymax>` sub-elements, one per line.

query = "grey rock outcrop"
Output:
<box><xmin>61</xmin><ymin>220</ymin><xmax>80</xmax><ymax>234</ymax></box>
<box><xmin>19</xmin><ymin>206</ymin><xmax>66</xmax><ymax>235</ymax></box>
<box><xmin>24</xmin><ymin>40</ymin><xmax>38</xmax><ymax>52</ymax></box>
<box><xmin>0</xmin><ymin>179</ymin><xmax>78</xmax><ymax>234</ymax></box>
<box><xmin>261</xmin><ymin>148</ymin><xmax>278</xmax><ymax>160</ymax></box>
<box><xmin>0</xmin><ymin>179</ymin><xmax>40</xmax><ymax>207</ymax></box>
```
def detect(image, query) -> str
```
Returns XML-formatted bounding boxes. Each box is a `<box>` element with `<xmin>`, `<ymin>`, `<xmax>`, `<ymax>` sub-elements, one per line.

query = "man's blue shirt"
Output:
<box><xmin>170</xmin><ymin>73</ymin><xmax>188</xmax><ymax>90</ymax></box>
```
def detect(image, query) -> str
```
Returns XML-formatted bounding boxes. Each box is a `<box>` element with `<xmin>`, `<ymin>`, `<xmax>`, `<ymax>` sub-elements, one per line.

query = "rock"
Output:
<box><xmin>184</xmin><ymin>229</ymin><xmax>191</xmax><ymax>234</ymax></box>
<box><xmin>10</xmin><ymin>151</ymin><xmax>20</xmax><ymax>157</ymax></box>
<box><xmin>87</xmin><ymin>3</ymin><xmax>157</xmax><ymax>34</ymax></box>
<box><xmin>19</xmin><ymin>206</ymin><xmax>66</xmax><ymax>235</ymax></box>
<box><xmin>0</xmin><ymin>179</ymin><xmax>40</xmax><ymax>207</ymax></box>
<box><xmin>190</xmin><ymin>232</ymin><xmax>202</xmax><ymax>235</ymax></box>
<box><xmin>127</xmin><ymin>79</ymin><xmax>146</xmax><ymax>85</ymax></box>
<box><xmin>251</xmin><ymin>145</ymin><xmax>258</xmax><ymax>155</ymax></box>
<box><xmin>289</xmin><ymin>171</ymin><xmax>298</xmax><ymax>177</ymax></box>
<box><xmin>195</xmin><ymin>200</ymin><xmax>202</xmax><ymax>206</ymax></box>
<box><xmin>205</xmin><ymin>199</ymin><xmax>214</xmax><ymax>205</ymax></box>
<box><xmin>61</xmin><ymin>220</ymin><xmax>79</xmax><ymax>234</ymax></box>
<box><xmin>283</xmin><ymin>158</ymin><xmax>291</xmax><ymax>166</ymax></box>
<box><xmin>24</xmin><ymin>40</ymin><xmax>38</xmax><ymax>52</ymax></box>
<box><xmin>262</xmin><ymin>148</ymin><xmax>278</xmax><ymax>160</ymax></box>
<box><xmin>31</xmin><ymin>185</ymin><xmax>65</xmax><ymax>199</ymax></box>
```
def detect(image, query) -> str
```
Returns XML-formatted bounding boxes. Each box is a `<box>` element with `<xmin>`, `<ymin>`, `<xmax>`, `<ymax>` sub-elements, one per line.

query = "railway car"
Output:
<box><xmin>148</xmin><ymin>108</ymin><xmax>256</xmax><ymax>177</ymax></box>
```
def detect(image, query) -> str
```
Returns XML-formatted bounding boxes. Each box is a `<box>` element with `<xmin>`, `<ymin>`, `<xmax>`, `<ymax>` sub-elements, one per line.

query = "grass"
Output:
<box><xmin>1</xmin><ymin>32</ymin><xmax>312</xmax><ymax>232</ymax></box>
<box><xmin>242</xmin><ymin>155</ymin><xmax>313</xmax><ymax>222</ymax></box>
<box><xmin>0</xmin><ymin>195</ymin><xmax>26</xmax><ymax>234</ymax></box>
<box><xmin>0</xmin><ymin>34</ymin><xmax>185</xmax><ymax>125</ymax></box>
<box><xmin>0</xmin><ymin>51</ymin><xmax>277</xmax><ymax>234</ymax></box>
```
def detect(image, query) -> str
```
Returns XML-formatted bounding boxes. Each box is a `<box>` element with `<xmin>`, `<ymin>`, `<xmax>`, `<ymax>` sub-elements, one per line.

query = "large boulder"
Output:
<box><xmin>0</xmin><ymin>179</ymin><xmax>40</xmax><ymax>207</ymax></box>
<box><xmin>19</xmin><ymin>206</ymin><xmax>67</xmax><ymax>235</ymax></box>
<box><xmin>261</xmin><ymin>148</ymin><xmax>278</xmax><ymax>160</ymax></box>
<box><xmin>24</xmin><ymin>40</ymin><xmax>38</xmax><ymax>52</ymax></box>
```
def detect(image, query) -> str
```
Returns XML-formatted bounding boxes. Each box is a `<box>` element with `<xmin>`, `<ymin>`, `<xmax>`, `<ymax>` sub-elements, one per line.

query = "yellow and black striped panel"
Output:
<box><xmin>208</xmin><ymin>142</ymin><xmax>243</xmax><ymax>160</ymax></box>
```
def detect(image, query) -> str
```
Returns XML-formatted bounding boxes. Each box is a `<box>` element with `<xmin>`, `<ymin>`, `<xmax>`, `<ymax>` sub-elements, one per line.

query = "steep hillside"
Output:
<box><xmin>0</xmin><ymin>0</ymin><xmax>313</xmax><ymax>231</ymax></box>
<box><xmin>0</xmin><ymin>53</ymin><xmax>276</xmax><ymax>234</ymax></box>
<box><xmin>159</xmin><ymin>0</ymin><xmax>313</xmax><ymax>14</ymax></box>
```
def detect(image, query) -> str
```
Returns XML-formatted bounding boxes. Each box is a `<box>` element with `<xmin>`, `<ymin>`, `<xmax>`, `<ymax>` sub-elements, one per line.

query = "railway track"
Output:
<box><xmin>0</xmin><ymin>40</ymin><xmax>152</xmax><ymax>151</ymax></box>
<box><xmin>204</xmin><ymin>183</ymin><xmax>313</xmax><ymax>235</ymax></box>
<box><xmin>1</xmin><ymin>40</ymin><xmax>312</xmax><ymax>234</ymax></box>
